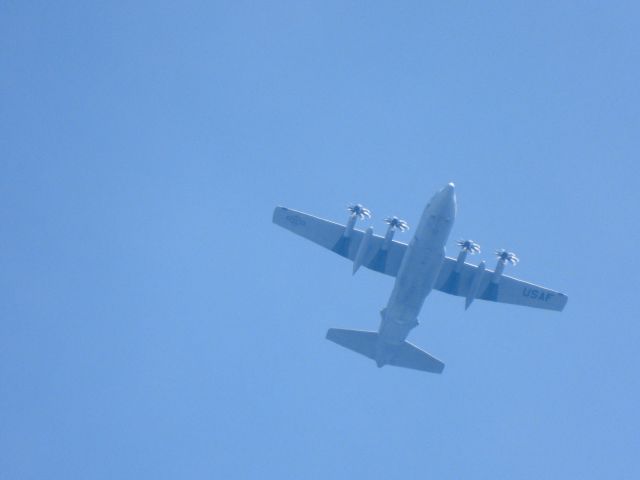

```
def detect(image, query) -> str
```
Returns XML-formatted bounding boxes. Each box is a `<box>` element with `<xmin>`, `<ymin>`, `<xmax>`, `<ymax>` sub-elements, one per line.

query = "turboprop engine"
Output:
<box><xmin>333</xmin><ymin>203</ymin><xmax>372</xmax><ymax>259</ymax></box>
<box><xmin>493</xmin><ymin>249</ymin><xmax>519</xmax><ymax>281</ymax></box>
<box><xmin>383</xmin><ymin>216</ymin><xmax>409</xmax><ymax>250</ymax></box>
<box><xmin>455</xmin><ymin>239</ymin><xmax>481</xmax><ymax>272</ymax></box>
<box><xmin>464</xmin><ymin>248</ymin><xmax>518</xmax><ymax>310</ymax></box>
<box><xmin>344</xmin><ymin>204</ymin><xmax>371</xmax><ymax>238</ymax></box>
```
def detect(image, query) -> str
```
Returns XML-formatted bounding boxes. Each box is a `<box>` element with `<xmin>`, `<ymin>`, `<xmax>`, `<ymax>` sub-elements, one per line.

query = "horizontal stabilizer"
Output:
<box><xmin>389</xmin><ymin>341</ymin><xmax>445</xmax><ymax>373</ymax></box>
<box><xmin>326</xmin><ymin>328</ymin><xmax>378</xmax><ymax>360</ymax></box>
<box><xmin>326</xmin><ymin>328</ymin><xmax>444</xmax><ymax>374</ymax></box>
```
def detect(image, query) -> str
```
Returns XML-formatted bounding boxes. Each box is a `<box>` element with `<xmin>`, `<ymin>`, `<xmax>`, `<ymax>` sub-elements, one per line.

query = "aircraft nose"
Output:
<box><xmin>429</xmin><ymin>182</ymin><xmax>456</xmax><ymax>219</ymax></box>
<box><xmin>439</xmin><ymin>182</ymin><xmax>455</xmax><ymax>201</ymax></box>
<box><xmin>443</xmin><ymin>182</ymin><xmax>455</xmax><ymax>200</ymax></box>
<box><xmin>446</xmin><ymin>183</ymin><xmax>455</xmax><ymax>200</ymax></box>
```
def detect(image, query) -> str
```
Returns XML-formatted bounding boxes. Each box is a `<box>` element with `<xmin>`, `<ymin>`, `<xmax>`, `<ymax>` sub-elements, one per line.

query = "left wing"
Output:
<box><xmin>434</xmin><ymin>257</ymin><xmax>568</xmax><ymax>311</ymax></box>
<box><xmin>272</xmin><ymin>206</ymin><xmax>407</xmax><ymax>277</ymax></box>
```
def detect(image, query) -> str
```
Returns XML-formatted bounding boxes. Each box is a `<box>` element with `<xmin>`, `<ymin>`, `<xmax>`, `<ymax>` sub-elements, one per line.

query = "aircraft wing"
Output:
<box><xmin>272</xmin><ymin>207</ymin><xmax>407</xmax><ymax>277</ymax></box>
<box><xmin>434</xmin><ymin>257</ymin><xmax>568</xmax><ymax>311</ymax></box>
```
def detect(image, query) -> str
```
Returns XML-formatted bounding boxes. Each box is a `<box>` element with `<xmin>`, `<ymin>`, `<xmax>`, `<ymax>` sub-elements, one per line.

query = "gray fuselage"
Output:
<box><xmin>377</xmin><ymin>184</ymin><xmax>456</xmax><ymax>358</ymax></box>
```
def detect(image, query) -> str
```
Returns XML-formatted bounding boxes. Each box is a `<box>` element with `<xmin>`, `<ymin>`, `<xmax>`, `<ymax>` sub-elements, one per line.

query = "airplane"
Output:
<box><xmin>272</xmin><ymin>183</ymin><xmax>568</xmax><ymax>374</ymax></box>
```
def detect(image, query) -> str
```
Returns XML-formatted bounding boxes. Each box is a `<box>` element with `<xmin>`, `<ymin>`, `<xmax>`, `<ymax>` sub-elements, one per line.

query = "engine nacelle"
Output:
<box><xmin>382</xmin><ymin>227</ymin><xmax>395</xmax><ymax>250</ymax></box>
<box><xmin>465</xmin><ymin>261</ymin><xmax>486</xmax><ymax>310</ymax></box>
<box><xmin>492</xmin><ymin>260</ymin><xmax>505</xmax><ymax>284</ymax></box>
<box><xmin>455</xmin><ymin>240</ymin><xmax>481</xmax><ymax>273</ymax></box>
<box><xmin>343</xmin><ymin>215</ymin><xmax>357</xmax><ymax>238</ymax></box>
<box><xmin>353</xmin><ymin>227</ymin><xmax>374</xmax><ymax>274</ymax></box>
<box><xmin>492</xmin><ymin>250</ymin><xmax>518</xmax><ymax>284</ymax></box>
<box><xmin>382</xmin><ymin>216</ymin><xmax>409</xmax><ymax>250</ymax></box>
<box><xmin>343</xmin><ymin>204</ymin><xmax>372</xmax><ymax>238</ymax></box>
<box><xmin>455</xmin><ymin>249</ymin><xmax>467</xmax><ymax>273</ymax></box>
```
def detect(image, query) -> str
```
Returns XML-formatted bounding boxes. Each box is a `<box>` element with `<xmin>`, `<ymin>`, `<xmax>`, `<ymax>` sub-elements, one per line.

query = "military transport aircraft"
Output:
<box><xmin>272</xmin><ymin>183</ymin><xmax>567</xmax><ymax>374</ymax></box>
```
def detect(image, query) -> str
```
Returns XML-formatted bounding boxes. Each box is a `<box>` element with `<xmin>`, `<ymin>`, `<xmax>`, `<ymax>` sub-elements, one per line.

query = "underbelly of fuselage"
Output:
<box><xmin>378</xmin><ymin>238</ymin><xmax>445</xmax><ymax>345</ymax></box>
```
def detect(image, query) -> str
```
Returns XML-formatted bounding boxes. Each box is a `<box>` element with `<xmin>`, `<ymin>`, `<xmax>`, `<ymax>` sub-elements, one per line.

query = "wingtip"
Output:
<box><xmin>272</xmin><ymin>206</ymin><xmax>287</xmax><ymax>223</ymax></box>
<box><xmin>557</xmin><ymin>293</ymin><xmax>569</xmax><ymax>311</ymax></box>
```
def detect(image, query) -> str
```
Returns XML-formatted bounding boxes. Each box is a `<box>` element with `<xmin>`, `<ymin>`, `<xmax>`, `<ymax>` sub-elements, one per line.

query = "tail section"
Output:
<box><xmin>326</xmin><ymin>328</ymin><xmax>379</xmax><ymax>361</ymax></box>
<box><xmin>389</xmin><ymin>340</ymin><xmax>445</xmax><ymax>373</ymax></box>
<box><xmin>326</xmin><ymin>328</ymin><xmax>445</xmax><ymax>374</ymax></box>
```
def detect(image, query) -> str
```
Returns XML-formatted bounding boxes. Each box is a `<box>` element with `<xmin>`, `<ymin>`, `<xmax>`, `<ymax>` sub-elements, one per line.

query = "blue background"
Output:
<box><xmin>2</xmin><ymin>1</ymin><xmax>639</xmax><ymax>478</ymax></box>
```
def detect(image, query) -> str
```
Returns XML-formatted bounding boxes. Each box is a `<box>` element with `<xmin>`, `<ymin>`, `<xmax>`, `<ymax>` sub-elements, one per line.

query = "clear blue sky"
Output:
<box><xmin>2</xmin><ymin>1</ymin><xmax>639</xmax><ymax>478</ymax></box>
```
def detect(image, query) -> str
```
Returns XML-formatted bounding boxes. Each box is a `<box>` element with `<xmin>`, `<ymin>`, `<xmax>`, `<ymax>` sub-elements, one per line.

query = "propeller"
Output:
<box><xmin>347</xmin><ymin>204</ymin><xmax>371</xmax><ymax>219</ymax></box>
<box><xmin>457</xmin><ymin>239</ymin><xmax>481</xmax><ymax>254</ymax></box>
<box><xmin>454</xmin><ymin>239</ymin><xmax>480</xmax><ymax>271</ymax></box>
<box><xmin>495</xmin><ymin>249</ymin><xmax>519</xmax><ymax>265</ymax></box>
<box><xmin>384</xmin><ymin>216</ymin><xmax>410</xmax><ymax>232</ymax></box>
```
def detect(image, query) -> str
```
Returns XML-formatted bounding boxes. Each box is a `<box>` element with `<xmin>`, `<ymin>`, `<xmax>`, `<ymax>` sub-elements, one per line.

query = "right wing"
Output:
<box><xmin>272</xmin><ymin>206</ymin><xmax>407</xmax><ymax>277</ymax></box>
<box><xmin>434</xmin><ymin>257</ymin><xmax>568</xmax><ymax>311</ymax></box>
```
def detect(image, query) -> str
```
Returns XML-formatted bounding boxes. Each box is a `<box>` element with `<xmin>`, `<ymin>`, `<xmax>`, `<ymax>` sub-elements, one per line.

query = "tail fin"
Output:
<box><xmin>326</xmin><ymin>328</ymin><xmax>445</xmax><ymax>374</ymax></box>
